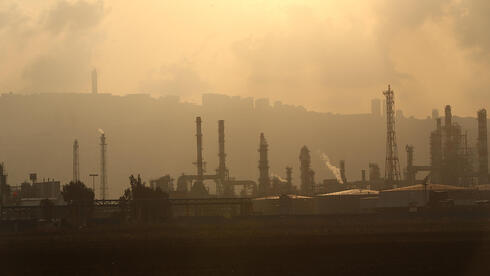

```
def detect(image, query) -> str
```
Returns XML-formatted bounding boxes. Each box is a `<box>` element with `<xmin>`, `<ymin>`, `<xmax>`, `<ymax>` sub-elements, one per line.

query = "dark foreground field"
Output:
<box><xmin>1</xmin><ymin>215</ymin><xmax>490</xmax><ymax>275</ymax></box>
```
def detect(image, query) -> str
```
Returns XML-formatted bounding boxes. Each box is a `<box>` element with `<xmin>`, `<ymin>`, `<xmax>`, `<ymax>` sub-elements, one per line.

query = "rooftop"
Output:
<box><xmin>383</xmin><ymin>184</ymin><xmax>469</xmax><ymax>192</ymax></box>
<box><xmin>317</xmin><ymin>189</ymin><xmax>379</xmax><ymax>196</ymax></box>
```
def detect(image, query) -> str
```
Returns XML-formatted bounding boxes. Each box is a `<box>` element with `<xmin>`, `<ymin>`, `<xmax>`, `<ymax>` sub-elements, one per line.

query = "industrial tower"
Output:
<box><xmin>299</xmin><ymin>146</ymin><xmax>314</xmax><ymax>194</ymax></box>
<box><xmin>217</xmin><ymin>120</ymin><xmax>230</xmax><ymax>195</ymax></box>
<box><xmin>258</xmin><ymin>133</ymin><xmax>270</xmax><ymax>195</ymax></box>
<box><xmin>99</xmin><ymin>131</ymin><xmax>107</xmax><ymax>200</ymax></box>
<box><xmin>192</xmin><ymin>117</ymin><xmax>208</xmax><ymax>195</ymax></box>
<box><xmin>73</xmin><ymin>139</ymin><xmax>80</xmax><ymax>183</ymax></box>
<box><xmin>383</xmin><ymin>85</ymin><xmax>401</xmax><ymax>187</ymax></box>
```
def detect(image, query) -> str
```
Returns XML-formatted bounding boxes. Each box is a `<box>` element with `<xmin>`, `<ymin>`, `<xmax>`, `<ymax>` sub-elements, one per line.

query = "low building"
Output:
<box><xmin>20</xmin><ymin>178</ymin><xmax>60</xmax><ymax>199</ymax></box>
<box><xmin>150</xmin><ymin>175</ymin><xmax>173</xmax><ymax>192</ymax></box>
<box><xmin>377</xmin><ymin>184</ymin><xmax>475</xmax><ymax>209</ymax></box>
<box><xmin>252</xmin><ymin>194</ymin><xmax>314</xmax><ymax>215</ymax></box>
<box><xmin>316</xmin><ymin>189</ymin><xmax>379</xmax><ymax>214</ymax></box>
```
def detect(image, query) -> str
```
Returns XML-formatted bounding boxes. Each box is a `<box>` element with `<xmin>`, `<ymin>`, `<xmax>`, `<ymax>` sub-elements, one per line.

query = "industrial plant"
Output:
<box><xmin>0</xmin><ymin>84</ymin><xmax>488</xmax><ymax>223</ymax></box>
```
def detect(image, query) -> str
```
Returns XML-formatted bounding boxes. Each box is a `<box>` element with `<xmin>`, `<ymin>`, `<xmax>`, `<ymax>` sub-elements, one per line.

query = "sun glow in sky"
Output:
<box><xmin>1</xmin><ymin>0</ymin><xmax>490</xmax><ymax>116</ymax></box>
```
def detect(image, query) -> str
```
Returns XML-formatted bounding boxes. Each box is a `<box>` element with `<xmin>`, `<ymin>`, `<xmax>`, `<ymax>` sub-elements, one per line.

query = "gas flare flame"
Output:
<box><xmin>320</xmin><ymin>153</ymin><xmax>344</xmax><ymax>184</ymax></box>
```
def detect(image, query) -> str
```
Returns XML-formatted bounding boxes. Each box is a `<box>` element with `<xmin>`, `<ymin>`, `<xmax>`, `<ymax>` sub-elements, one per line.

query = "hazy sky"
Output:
<box><xmin>0</xmin><ymin>0</ymin><xmax>489</xmax><ymax>116</ymax></box>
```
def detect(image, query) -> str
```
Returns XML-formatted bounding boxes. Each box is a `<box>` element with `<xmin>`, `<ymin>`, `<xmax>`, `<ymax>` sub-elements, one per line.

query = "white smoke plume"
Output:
<box><xmin>98</xmin><ymin>128</ymin><xmax>104</xmax><ymax>134</ymax></box>
<box><xmin>320</xmin><ymin>153</ymin><xmax>344</xmax><ymax>184</ymax></box>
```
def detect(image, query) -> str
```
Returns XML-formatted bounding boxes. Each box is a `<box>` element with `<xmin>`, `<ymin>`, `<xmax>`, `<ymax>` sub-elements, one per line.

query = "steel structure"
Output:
<box><xmin>73</xmin><ymin>139</ymin><xmax>80</xmax><ymax>183</ymax></box>
<box><xmin>191</xmin><ymin>117</ymin><xmax>208</xmax><ymax>195</ymax></box>
<box><xmin>217</xmin><ymin>120</ymin><xmax>230</xmax><ymax>195</ymax></box>
<box><xmin>383</xmin><ymin>85</ymin><xmax>401</xmax><ymax>187</ymax></box>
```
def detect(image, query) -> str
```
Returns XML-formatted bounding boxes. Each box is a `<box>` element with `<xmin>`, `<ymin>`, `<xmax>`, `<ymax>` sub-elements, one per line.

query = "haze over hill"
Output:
<box><xmin>2</xmin><ymin>0</ymin><xmax>490</xmax><ymax>116</ymax></box>
<box><xmin>0</xmin><ymin>92</ymin><xmax>483</xmax><ymax>198</ymax></box>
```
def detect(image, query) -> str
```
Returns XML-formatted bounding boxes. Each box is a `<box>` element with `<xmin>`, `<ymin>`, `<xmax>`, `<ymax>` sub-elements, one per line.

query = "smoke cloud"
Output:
<box><xmin>320</xmin><ymin>153</ymin><xmax>343</xmax><ymax>184</ymax></box>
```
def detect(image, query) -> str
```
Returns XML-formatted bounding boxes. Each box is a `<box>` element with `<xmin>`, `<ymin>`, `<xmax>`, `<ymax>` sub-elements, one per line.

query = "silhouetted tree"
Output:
<box><xmin>120</xmin><ymin>175</ymin><xmax>171</xmax><ymax>223</ymax></box>
<box><xmin>61</xmin><ymin>181</ymin><xmax>94</xmax><ymax>227</ymax></box>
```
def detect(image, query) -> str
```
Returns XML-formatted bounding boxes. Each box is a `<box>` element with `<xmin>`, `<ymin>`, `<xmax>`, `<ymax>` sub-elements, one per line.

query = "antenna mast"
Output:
<box><xmin>383</xmin><ymin>85</ymin><xmax>401</xmax><ymax>187</ymax></box>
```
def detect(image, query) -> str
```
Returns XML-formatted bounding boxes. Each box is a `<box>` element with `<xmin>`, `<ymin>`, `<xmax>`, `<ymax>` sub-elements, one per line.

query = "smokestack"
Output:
<box><xmin>258</xmin><ymin>133</ymin><xmax>270</xmax><ymax>195</ymax></box>
<box><xmin>195</xmin><ymin>117</ymin><xmax>204</xmax><ymax>188</ymax></box>
<box><xmin>217</xmin><ymin>120</ymin><xmax>230</xmax><ymax>195</ymax></box>
<box><xmin>73</xmin><ymin>139</ymin><xmax>79</xmax><ymax>183</ymax></box>
<box><xmin>339</xmin><ymin>160</ymin><xmax>347</xmax><ymax>184</ymax></box>
<box><xmin>92</xmin><ymin>69</ymin><xmax>98</xmax><ymax>94</ymax></box>
<box><xmin>478</xmin><ymin>109</ymin><xmax>488</xmax><ymax>184</ymax></box>
<box><xmin>100</xmin><ymin>132</ymin><xmax>107</xmax><ymax>200</ymax></box>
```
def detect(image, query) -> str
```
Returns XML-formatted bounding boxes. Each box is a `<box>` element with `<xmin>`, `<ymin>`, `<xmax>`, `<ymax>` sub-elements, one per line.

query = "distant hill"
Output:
<box><xmin>0</xmin><ymin>92</ymin><xmax>484</xmax><ymax>198</ymax></box>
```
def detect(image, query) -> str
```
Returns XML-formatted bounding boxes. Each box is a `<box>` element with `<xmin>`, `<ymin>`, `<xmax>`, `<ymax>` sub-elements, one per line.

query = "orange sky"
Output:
<box><xmin>1</xmin><ymin>0</ymin><xmax>489</xmax><ymax>117</ymax></box>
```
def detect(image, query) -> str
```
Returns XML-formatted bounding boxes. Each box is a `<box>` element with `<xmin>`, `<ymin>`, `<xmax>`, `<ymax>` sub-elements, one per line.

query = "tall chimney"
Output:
<box><xmin>73</xmin><ymin>139</ymin><xmax>80</xmax><ymax>183</ymax></box>
<box><xmin>258</xmin><ymin>133</ymin><xmax>270</xmax><ymax>195</ymax></box>
<box><xmin>217</xmin><ymin>120</ymin><xmax>229</xmax><ymax>195</ymax></box>
<box><xmin>195</xmin><ymin>117</ymin><xmax>204</xmax><ymax>188</ymax></box>
<box><xmin>478</xmin><ymin>109</ymin><xmax>488</xmax><ymax>184</ymax></box>
<box><xmin>91</xmin><ymin>69</ymin><xmax>98</xmax><ymax>94</ymax></box>
<box><xmin>100</xmin><ymin>132</ymin><xmax>107</xmax><ymax>199</ymax></box>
